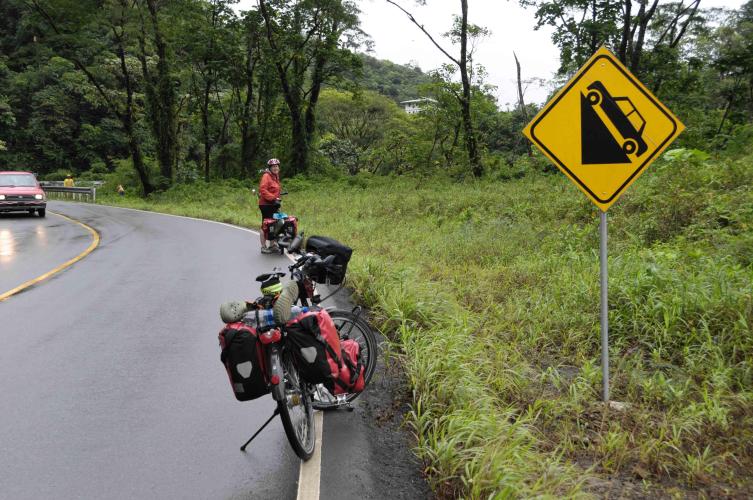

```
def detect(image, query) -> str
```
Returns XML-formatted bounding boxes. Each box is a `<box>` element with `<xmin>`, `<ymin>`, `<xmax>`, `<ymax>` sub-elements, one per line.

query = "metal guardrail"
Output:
<box><xmin>43</xmin><ymin>186</ymin><xmax>97</xmax><ymax>202</ymax></box>
<box><xmin>40</xmin><ymin>180</ymin><xmax>104</xmax><ymax>188</ymax></box>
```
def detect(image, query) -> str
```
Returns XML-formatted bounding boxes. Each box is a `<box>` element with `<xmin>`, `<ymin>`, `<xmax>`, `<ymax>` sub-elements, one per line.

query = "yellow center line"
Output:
<box><xmin>0</xmin><ymin>211</ymin><xmax>100</xmax><ymax>302</ymax></box>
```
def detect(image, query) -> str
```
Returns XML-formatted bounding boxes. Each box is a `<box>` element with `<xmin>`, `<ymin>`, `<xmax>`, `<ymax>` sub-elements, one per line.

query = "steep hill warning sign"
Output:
<box><xmin>523</xmin><ymin>46</ymin><xmax>684</xmax><ymax>211</ymax></box>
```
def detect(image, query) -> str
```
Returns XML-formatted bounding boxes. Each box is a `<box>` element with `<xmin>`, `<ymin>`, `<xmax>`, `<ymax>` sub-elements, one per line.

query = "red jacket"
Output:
<box><xmin>258</xmin><ymin>170</ymin><xmax>280</xmax><ymax>205</ymax></box>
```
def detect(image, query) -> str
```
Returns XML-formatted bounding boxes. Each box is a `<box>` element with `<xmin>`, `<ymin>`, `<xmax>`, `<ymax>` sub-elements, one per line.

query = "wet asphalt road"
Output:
<box><xmin>0</xmin><ymin>202</ymin><xmax>301</xmax><ymax>499</ymax></box>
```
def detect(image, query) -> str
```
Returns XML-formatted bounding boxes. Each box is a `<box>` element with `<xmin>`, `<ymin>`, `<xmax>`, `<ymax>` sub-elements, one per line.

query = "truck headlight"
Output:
<box><xmin>35</xmin><ymin>194</ymin><xmax>44</xmax><ymax>200</ymax></box>
<box><xmin>0</xmin><ymin>195</ymin><xmax>5</xmax><ymax>200</ymax></box>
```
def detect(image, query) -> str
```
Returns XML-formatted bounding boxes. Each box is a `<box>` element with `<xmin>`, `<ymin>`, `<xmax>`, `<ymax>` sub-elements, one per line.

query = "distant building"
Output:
<box><xmin>399</xmin><ymin>98</ymin><xmax>437</xmax><ymax>114</ymax></box>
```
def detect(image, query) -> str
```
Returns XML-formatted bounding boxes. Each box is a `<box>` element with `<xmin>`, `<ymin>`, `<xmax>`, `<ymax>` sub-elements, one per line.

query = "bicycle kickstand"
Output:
<box><xmin>240</xmin><ymin>408</ymin><xmax>280</xmax><ymax>452</ymax></box>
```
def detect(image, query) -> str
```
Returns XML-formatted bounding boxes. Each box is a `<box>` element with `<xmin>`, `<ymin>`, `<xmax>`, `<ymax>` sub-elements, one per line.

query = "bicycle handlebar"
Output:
<box><xmin>290</xmin><ymin>253</ymin><xmax>336</xmax><ymax>275</ymax></box>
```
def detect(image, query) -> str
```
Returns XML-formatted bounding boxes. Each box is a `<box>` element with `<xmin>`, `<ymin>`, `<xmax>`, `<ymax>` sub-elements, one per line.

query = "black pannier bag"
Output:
<box><xmin>218</xmin><ymin>323</ymin><xmax>270</xmax><ymax>401</ymax></box>
<box><xmin>305</xmin><ymin>235</ymin><xmax>353</xmax><ymax>284</ymax></box>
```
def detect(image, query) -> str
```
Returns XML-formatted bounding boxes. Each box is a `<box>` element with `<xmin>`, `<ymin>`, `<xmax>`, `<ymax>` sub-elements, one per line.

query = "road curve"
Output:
<box><xmin>0</xmin><ymin>202</ymin><xmax>300</xmax><ymax>499</ymax></box>
<box><xmin>0</xmin><ymin>211</ymin><xmax>96</xmax><ymax>298</ymax></box>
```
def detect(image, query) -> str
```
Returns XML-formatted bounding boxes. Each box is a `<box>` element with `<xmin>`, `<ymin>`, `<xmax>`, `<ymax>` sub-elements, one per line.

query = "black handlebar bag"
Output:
<box><xmin>305</xmin><ymin>235</ymin><xmax>353</xmax><ymax>284</ymax></box>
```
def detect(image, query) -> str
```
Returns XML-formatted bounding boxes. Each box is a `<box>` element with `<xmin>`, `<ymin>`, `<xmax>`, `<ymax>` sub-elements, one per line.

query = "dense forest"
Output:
<box><xmin>2</xmin><ymin>0</ymin><xmax>749</xmax><ymax>194</ymax></box>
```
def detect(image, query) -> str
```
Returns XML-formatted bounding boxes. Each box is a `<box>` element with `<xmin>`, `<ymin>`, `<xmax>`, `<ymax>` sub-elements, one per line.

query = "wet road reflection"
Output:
<box><xmin>0</xmin><ymin>214</ymin><xmax>90</xmax><ymax>294</ymax></box>
<box><xmin>0</xmin><ymin>228</ymin><xmax>13</xmax><ymax>258</ymax></box>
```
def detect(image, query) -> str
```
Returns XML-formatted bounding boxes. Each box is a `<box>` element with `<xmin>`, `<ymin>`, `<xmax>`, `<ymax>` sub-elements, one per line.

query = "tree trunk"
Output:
<box><xmin>215</xmin><ymin>88</ymin><xmax>231</xmax><ymax>177</ymax></box>
<box><xmin>618</xmin><ymin>0</ymin><xmax>632</xmax><ymax>63</ymax></box>
<box><xmin>145</xmin><ymin>0</ymin><xmax>176</xmax><ymax>183</ymax></box>
<box><xmin>629</xmin><ymin>0</ymin><xmax>659</xmax><ymax>74</ymax></box>
<box><xmin>115</xmin><ymin>27</ymin><xmax>154</xmax><ymax>195</ymax></box>
<box><xmin>305</xmin><ymin>20</ymin><xmax>339</xmax><ymax>146</ymax></box>
<box><xmin>240</xmin><ymin>27</ymin><xmax>258</xmax><ymax>177</ymax></box>
<box><xmin>240</xmin><ymin>90</ymin><xmax>258</xmax><ymax>177</ymax></box>
<box><xmin>717</xmin><ymin>93</ymin><xmax>735</xmax><ymax>137</ymax></box>
<box><xmin>305</xmin><ymin>50</ymin><xmax>326</xmax><ymax>145</ymax></box>
<box><xmin>290</xmin><ymin>112</ymin><xmax>308</xmax><ymax>176</ymax></box>
<box><xmin>514</xmin><ymin>52</ymin><xmax>532</xmax><ymax>156</ymax></box>
<box><xmin>202</xmin><ymin>78</ymin><xmax>211</xmax><ymax>182</ymax></box>
<box><xmin>259</xmin><ymin>0</ymin><xmax>307</xmax><ymax>175</ymax></box>
<box><xmin>256</xmin><ymin>81</ymin><xmax>272</xmax><ymax>167</ymax></box>
<box><xmin>445</xmin><ymin>121</ymin><xmax>461</xmax><ymax>167</ymax></box>
<box><xmin>590</xmin><ymin>0</ymin><xmax>598</xmax><ymax>55</ymax></box>
<box><xmin>459</xmin><ymin>0</ymin><xmax>481</xmax><ymax>177</ymax></box>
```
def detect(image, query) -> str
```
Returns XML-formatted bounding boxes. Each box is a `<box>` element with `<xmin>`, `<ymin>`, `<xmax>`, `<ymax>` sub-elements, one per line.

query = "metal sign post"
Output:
<box><xmin>521</xmin><ymin>46</ymin><xmax>685</xmax><ymax>404</ymax></box>
<box><xmin>600</xmin><ymin>211</ymin><xmax>609</xmax><ymax>402</ymax></box>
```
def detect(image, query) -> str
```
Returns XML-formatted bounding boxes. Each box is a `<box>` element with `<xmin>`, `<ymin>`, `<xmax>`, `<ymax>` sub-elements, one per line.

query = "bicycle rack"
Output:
<box><xmin>334</xmin><ymin>306</ymin><xmax>362</xmax><ymax>340</ymax></box>
<box><xmin>240</xmin><ymin>408</ymin><xmax>280</xmax><ymax>452</ymax></box>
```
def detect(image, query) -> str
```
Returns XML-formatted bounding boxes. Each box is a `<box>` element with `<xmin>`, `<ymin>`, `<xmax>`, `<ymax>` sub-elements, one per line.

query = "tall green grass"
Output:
<box><xmin>99</xmin><ymin>150</ymin><xmax>753</xmax><ymax>497</ymax></box>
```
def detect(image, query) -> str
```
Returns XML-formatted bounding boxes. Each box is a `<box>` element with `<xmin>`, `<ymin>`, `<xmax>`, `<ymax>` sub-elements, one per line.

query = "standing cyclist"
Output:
<box><xmin>258</xmin><ymin>158</ymin><xmax>281</xmax><ymax>253</ymax></box>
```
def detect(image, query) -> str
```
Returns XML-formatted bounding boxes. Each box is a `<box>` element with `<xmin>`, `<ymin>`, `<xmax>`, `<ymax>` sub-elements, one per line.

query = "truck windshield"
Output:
<box><xmin>0</xmin><ymin>174</ymin><xmax>37</xmax><ymax>187</ymax></box>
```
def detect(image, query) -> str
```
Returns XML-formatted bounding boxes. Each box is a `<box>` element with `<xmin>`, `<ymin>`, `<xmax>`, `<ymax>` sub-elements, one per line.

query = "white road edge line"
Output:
<box><xmin>60</xmin><ymin>201</ymin><xmax>322</xmax><ymax>499</ymax></box>
<box><xmin>297</xmin><ymin>411</ymin><xmax>324</xmax><ymax>500</ymax></box>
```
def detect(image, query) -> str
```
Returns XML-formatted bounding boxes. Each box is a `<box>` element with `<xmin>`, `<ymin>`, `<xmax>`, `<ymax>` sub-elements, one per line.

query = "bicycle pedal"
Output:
<box><xmin>336</xmin><ymin>396</ymin><xmax>354</xmax><ymax>411</ymax></box>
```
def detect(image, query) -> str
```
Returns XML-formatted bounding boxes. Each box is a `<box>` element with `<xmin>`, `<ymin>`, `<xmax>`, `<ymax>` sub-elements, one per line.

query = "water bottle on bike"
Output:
<box><xmin>245</xmin><ymin>305</ymin><xmax>308</xmax><ymax>330</ymax></box>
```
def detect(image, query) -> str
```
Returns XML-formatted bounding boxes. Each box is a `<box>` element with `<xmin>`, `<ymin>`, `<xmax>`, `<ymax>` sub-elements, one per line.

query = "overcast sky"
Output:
<box><xmin>235</xmin><ymin>0</ymin><xmax>747</xmax><ymax>108</ymax></box>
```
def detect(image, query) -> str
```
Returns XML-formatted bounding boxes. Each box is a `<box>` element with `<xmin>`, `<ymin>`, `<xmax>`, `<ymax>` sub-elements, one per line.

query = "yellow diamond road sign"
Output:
<box><xmin>523</xmin><ymin>46</ymin><xmax>685</xmax><ymax>211</ymax></box>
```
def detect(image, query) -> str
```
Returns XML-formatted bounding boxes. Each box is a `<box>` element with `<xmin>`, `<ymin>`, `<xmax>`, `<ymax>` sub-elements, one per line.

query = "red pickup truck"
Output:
<box><xmin>0</xmin><ymin>171</ymin><xmax>47</xmax><ymax>217</ymax></box>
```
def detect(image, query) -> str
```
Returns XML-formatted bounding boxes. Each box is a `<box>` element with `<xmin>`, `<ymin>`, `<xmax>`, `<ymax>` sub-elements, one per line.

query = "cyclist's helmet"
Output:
<box><xmin>267</xmin><ymin>158</ymin><xmax>280</xmax><ymax>166</ymax></box>
<box><xmin>260</xmin><ymin>274</ymin><xmax>283</xmax><ymax>296</ymax></box>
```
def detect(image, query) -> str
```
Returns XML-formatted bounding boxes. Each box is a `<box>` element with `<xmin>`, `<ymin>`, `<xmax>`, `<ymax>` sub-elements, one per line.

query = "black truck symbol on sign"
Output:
<box><xmin>584</xmin><ymin>81</ymin><xmax>647</xmax><ymax>157</ymax></box>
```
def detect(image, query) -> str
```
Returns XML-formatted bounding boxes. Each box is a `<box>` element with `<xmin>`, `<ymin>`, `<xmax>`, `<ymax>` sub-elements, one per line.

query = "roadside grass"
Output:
<box><xmin>98</xmin><ymin>150</ymin><xmax>753</xmax><ymax>497</ymax></box>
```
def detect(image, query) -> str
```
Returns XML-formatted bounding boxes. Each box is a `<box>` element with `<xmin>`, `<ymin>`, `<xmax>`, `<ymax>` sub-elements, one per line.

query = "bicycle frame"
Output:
<box><xmin>258</xmin><ymin>328</ymin><xmax>285</xmax><ymax>402</ymax></box>
<box><xmin>240</xmin><ymin>325</ymin><xmax>308</xmax><ymax>452</ymax></box>
<box><xmin>237</xmin><ymin>250</ymin><xmax>376</xmax><ymax>451</ymax></box>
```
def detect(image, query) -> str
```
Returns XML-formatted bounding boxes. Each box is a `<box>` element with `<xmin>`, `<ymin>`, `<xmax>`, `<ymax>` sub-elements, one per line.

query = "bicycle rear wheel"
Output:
<box><xmin>313</xmin><ymin>309</ymin><xmax>378</xmax><ymax>410</ymax></box>
<box><xmin>277</xmin><ymin>350</ymin><xmax>315</xmax><ymax>460</ymax></box>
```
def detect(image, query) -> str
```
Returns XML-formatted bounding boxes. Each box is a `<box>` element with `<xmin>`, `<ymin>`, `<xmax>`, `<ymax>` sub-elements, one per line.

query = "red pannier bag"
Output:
<box><xmin>262</xmin><ymin>216</ymin><xmax>298</xmax><ymax>241</ymax></box>
<box><xmin>285</xmin><ymin>309</ymin><xmax>342</xmax><ymax>393</ymax></box>
<box><xmin>218</xmin><ymin>322</ymin><xmax>270</xmax><ymax>401</ymax></box>
<box><xmin>335</xmin><ymin>339</ymin><xmax>366</xmax><ymax>395</ymax></box>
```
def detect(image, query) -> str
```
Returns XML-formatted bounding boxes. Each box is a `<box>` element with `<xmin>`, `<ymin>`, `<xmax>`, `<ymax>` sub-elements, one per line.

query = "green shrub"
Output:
<box><xmin>725</xmin><ymin>123</ymin><xmax>753</xmax><ymax>158</ymax></box>
<box><xmin>43</xmin><ymin>169</ymin><xmax>71</xmax><ymax>181</ymax></box>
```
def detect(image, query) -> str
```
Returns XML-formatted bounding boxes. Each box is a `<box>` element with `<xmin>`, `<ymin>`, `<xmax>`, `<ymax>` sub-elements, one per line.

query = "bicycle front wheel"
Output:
<box><xmin>313</xmin><ymin>309</ymin><xmax>379</xmax><ymax>410</ymax></box>
<box><xmin>277</xmin><ymin>350</ymin><xmax>315</xmax><ymax>460</ymax></box>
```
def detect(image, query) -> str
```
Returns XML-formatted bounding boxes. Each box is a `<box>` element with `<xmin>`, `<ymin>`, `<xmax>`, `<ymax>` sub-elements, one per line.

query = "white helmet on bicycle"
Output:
<box><xmin>220</xmin><ymin>301</ymin><xmax>248</xmax><ymax>323</ymax></box>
